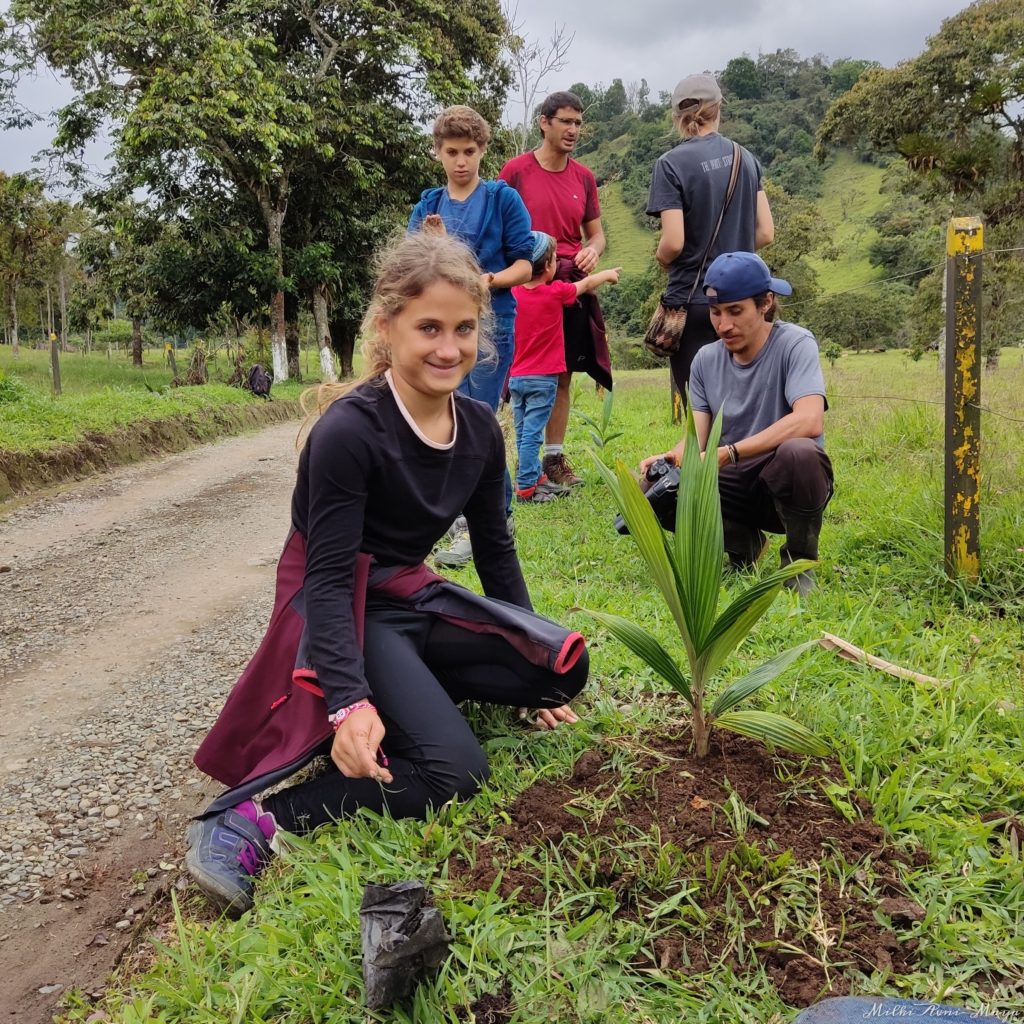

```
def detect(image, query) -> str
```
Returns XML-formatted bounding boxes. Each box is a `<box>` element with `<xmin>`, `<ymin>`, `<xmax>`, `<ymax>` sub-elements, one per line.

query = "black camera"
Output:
<box><xmin>614</xmin><ymin>458</ymin><xmax>680</xmax><ymax>534</ymax></box>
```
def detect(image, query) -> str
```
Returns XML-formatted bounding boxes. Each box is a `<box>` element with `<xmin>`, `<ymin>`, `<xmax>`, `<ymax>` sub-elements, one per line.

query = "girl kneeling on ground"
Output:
<box><xmin>185</xmin><ymin>231</ymin><xmax>589</xmax><ymax>916</ymax></box>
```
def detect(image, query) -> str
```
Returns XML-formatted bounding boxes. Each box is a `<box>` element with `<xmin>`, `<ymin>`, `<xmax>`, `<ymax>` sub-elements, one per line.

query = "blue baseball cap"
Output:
<box><xmin>703</xmin><ymin>252</ymin><xmax>793</xmax><ymax>302</ymax></box>
<box><xmin>529</xmin><ymin>230</ymin><xmax>554</xmax><ymax>264</ymax></box>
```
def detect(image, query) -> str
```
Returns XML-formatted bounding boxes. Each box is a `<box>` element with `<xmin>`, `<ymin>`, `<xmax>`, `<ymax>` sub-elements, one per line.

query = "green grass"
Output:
<box><xmin>598</xmin><ymin>180</ymin><xmax>656</xmax><ymax>277</ymax></box>
<box><xmin>808</xmin><ymin>152</ymin><xmax>890</xmax><ymax>295</ymax></box>
<box><xmin>0</xmin><ymin>346</ymin><xmax>306</xmax><ymax>453</ymax></box>
<box><xmin>60</xmin><ymin>351</ymin><xmax>1024</xmax><ymax>1023</ymax></box>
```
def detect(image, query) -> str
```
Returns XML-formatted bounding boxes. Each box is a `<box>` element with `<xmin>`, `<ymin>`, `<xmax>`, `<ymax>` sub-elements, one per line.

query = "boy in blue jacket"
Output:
<box><xmin>410</xmin><ymin>105</ymin><xmax>534</xmax><ymax>567</ymax></box>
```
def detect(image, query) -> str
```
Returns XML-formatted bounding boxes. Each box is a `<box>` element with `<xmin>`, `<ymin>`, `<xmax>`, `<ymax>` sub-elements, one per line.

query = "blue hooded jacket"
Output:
<box><xmin>409</xmin><ymin>179</ymin><xmax>534</xmax><ymax>318</ymax></box>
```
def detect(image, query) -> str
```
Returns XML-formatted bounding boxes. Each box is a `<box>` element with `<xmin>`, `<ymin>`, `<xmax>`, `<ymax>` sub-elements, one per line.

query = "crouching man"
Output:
<box><xmin>641</xmin><ymin>252</ymin><xmax>833</xmax><ymax>594</ymax></box>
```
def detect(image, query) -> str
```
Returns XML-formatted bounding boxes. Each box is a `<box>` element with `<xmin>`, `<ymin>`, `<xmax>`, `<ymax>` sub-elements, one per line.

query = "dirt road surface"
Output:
<box><xmin>0</xmin><ymin>420</ymin><xmax>304</xmax><ymax>1022</ymax></box>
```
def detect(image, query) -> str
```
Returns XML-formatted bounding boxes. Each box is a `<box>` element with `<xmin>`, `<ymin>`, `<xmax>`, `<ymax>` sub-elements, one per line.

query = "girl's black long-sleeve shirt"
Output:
<box><xmin>290</xmin><ymin>376</ymin><xmax>530</xmax><ymax>713</ymax></box>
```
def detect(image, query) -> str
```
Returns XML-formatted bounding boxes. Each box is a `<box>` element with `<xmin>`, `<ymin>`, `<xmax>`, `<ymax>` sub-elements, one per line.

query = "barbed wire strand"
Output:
<box><xmin>826</xmin><ymin>392</ymin><xmax>1024</xmax><ymax>424</ymax></box>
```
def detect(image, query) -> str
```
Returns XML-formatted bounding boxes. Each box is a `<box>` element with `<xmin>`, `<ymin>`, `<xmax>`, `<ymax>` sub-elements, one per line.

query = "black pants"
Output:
<box><xmin>720</xmin><ymin>438</ymin><xmax>834</xmax><ymax>530</ymax></box>
<box><xmin>668</xmin><ymin>302</ymin><xmax>717</xmax><ymax>401</ymax></box>
<box><xmin>263</xmin><ymin>604</ymin><xmax>588</xmax><ymax>833</ymax></box>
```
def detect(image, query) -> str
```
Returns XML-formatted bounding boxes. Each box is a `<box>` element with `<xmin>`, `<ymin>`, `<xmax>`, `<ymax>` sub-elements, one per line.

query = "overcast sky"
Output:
<box><xmin>3</xmin><ymin>0</ymin><xmax>973</xmax><ymax>182</ymax></box>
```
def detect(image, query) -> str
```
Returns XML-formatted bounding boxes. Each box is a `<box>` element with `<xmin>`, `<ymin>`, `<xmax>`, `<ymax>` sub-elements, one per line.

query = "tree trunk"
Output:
<box><xmin>131</xmin><ymin>317</ymin><xmax>143</xmax><ymax>367</ymax></box>
<box><xmin>329</xmin><ymin>315</ymin><xmax>357</xmax><ymax>379</ymax></box>
<box><xmin>259</xmin><ymin>194</ymin><xmax>289</xmax><ymax>383</ymax></box>
<box><xmin>50</xmin><ymin>331</ymin><xmax>62</xmax><ymax>396</ymax></box>
<box><xmin>9</xmin><ymin>287</ymin><xmax>19</xmax><ymax>356</ymax></box>
<box><xmin>312</xmin><ymin>286</ymin><xmax>336</xmax><ymax>383</ymax></box>
<box><xmin>58</xmin><ymin>271</ymin><xmax>68</xmax><ymax>351</ymax></box>
<box><xmin>285</xmin><ymin>291</ymin><xmax>301</xmax><ymax>381</ymax></box>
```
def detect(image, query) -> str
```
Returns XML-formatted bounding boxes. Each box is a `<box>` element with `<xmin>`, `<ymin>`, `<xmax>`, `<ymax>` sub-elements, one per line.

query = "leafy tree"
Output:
<box><xmin>816</xmin><ymin>0</ymin><xmax>1024</xmax><ymax>207</ymax></box>
<box><xmin>721</xmin><ymin>56</ymin><xmax>761</xmax><ymax>100</ymax></box>
<box><xmin>15</xmin><ymin>0</ymin><xmax>509</xmax><ymax>381</ymax></box>
<box><xmin>828</xmin><ymin>58</ymin><xmax>879</xmax><ymax>96</ymax></box>
<box><xmin>0</xmin><ymin>171</ymin><xmax>48</xmax><ymax>354</ymax></box>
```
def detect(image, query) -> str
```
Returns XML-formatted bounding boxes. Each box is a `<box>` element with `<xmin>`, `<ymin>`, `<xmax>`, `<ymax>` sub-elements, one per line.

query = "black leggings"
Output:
<box><xmin>263</xmin><ymin>604</ymin><xmax>588</xmax><ymax>833</ymax></box>
<box><xmin>668</xmin><ymin>302</ymin><xmax>717</xmax><ymax>402</ymax></box>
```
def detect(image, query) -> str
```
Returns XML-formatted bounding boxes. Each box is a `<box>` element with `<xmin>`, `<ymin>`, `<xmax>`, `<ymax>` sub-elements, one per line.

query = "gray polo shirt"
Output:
<box><xmin>689</xmin><ymin>321</ymin><xmax>826</xmax><ymax>448</ymax></box>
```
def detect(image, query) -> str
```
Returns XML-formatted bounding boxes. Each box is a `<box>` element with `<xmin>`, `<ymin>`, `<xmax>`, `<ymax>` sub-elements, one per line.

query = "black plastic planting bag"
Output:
<box><xmin>359</xmin><ymin>880</ymin><xmax>452</xmax><ymax>1010</ymax></box>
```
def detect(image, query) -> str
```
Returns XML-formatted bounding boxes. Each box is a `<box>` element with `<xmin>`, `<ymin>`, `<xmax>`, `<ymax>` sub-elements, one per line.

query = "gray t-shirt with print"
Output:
<box><xmin>689</xmin><ymin>320</ymin><xmax>826</xmax><ymax>448</ymax></box>
<box><xmin>646</xmin><ymin>132</ymin><xmax>763</xmax><ymax>306</ymax></box>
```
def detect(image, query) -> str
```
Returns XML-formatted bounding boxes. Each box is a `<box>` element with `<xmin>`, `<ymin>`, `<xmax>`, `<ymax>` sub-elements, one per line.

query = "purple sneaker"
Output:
<box><xmin>185</xmin><ymin>801</ymin><xmax>275</xmax><ymax>917</ymax></box>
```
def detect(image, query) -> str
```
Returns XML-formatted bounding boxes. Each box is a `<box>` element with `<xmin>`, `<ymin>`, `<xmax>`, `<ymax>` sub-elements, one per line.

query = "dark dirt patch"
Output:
<box><xmin>454</xmin><ymin>981</ymin><xmax>514</xmax><ymax>1023</ymax></box>
<box><xmin>452</xmin><ymin>727</ymin><xmax>926</xmax><ymax>1008</ymax></box>
<box><xmin>0</xmin><ymin>400</ymin><xmax>300</xmax><ymax>501</ymax></box>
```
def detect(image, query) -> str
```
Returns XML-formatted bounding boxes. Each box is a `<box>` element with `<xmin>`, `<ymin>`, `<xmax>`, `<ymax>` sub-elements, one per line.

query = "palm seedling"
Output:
<box><xmin>583</xmin><ymin>406</ymin><xmax>829</xmax><ymax>759</ymax></box>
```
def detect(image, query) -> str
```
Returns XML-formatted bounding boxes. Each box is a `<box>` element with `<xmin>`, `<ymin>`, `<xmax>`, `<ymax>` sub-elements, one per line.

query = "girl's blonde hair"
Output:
<box><xmin>673</xmin><ymin>99</ymin><xmax>721</xmax><ymax>138</ymax></box>
<box><xmin>299</xmin><ymin>231</ymin><xmax>493</xmax><ymax>432</ymax></box>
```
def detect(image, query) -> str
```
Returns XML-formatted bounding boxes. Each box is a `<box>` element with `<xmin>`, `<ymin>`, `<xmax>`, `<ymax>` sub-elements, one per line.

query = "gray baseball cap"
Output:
<box><xmin>671</xmin><ymin>73</ymin><xmax>722</xmax><ymax>111</ymax></box>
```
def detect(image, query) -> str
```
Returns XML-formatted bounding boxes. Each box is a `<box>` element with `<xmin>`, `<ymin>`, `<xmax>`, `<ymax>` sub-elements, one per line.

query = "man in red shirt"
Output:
<box><xmin>500</xmin><ymin>91</ymin><xmax>611</xmax><ymax>487</ymax></box>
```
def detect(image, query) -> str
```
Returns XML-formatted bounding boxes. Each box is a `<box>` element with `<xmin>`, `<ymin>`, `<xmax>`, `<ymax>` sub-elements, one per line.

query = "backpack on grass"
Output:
<box><xmin>247</xmin><ymin>364</ymin><xmax>273</xmax><ymax>400</ymax></box>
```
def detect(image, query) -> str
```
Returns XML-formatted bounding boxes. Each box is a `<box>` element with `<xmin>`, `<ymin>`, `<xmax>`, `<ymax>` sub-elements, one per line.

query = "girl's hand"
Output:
<box><xmin>422</xmin><ymin>213</ymin><xmax>446</xmax><ymax>236</ymax></box>
<box><xmin>331</xmin><ymin>708</ymin><xmax>393</xmax><ymax>784</ymax></box>
<box><xmin>518</xmin><ymin>704</ymin><xmax>580</xmax><ymax>730</ymax></box>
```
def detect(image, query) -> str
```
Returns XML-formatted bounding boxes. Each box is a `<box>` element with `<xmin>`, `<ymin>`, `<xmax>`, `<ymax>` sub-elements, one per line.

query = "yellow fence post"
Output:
<box><xmin>670</xmin><ymin>372</ymin><xmax>682</xmax><ymax>425</ymax></box>
<box><xmin>944</xmin><ymin>217</ymin><xmax>983</xmax><ymax>580</ymax></box>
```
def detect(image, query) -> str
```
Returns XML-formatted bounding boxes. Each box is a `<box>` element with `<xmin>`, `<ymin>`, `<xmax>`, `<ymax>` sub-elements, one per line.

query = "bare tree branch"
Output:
<box><xmin>501</xmin><ymin>1</ymin><xmax>573</xmax><ymax>155</ymax></box>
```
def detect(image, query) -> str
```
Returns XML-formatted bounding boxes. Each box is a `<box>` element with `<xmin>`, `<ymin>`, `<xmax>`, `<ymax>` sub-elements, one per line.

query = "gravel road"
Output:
<box><xmin>0</xmin><ymin>420</ymin><xmax>304</xmax><ymax>1019</ymax></box>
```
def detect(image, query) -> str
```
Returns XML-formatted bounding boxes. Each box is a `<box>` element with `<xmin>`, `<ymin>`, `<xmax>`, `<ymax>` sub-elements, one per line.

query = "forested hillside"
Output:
<box><xmin>571</xmin><ymin>8</ymin><xmax>1024</xmax><ymax>364</ymax></box>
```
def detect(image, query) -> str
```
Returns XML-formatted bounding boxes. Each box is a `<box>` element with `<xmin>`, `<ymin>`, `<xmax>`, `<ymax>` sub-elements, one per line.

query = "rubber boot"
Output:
<box><xmin>773</xmin><ymin>500</ymin><xmax>823</xmax><ymax>596</ymax></box>
<box><xmin>722</xmin><ymin>519</ymin><xmax>768</xmax><ymax>570</ymax></box>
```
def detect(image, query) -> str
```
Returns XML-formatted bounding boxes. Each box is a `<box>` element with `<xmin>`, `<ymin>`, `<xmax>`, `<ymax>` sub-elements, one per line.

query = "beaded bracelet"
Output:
<box><xmin>328</xmin><ymin>700</ymin><xmax>376</xmax><ymax>731</ymax></box>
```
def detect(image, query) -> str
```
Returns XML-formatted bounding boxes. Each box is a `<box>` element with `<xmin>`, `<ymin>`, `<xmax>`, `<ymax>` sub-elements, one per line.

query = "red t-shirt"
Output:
<box><xmin>499</xmin><ymin>153</ymin><xmax>601</xmax><ymax>259</ymax></box>
<box><xmin>510</xmin><ymin>280</ymin><xmax>578</xmax><ymax>377</ymax></box>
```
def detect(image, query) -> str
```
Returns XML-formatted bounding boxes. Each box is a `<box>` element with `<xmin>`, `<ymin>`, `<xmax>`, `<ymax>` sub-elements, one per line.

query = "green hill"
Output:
<box><xmin>587</xmin><ymin>143</ymin><xmax>888</xmax><ymax>297</ymax></box>
<box><xmin>598</xmin><ymin>180</ymin><xmax>654</xmax><ymax>276</ymax></box>
<box><xmin>808</xmin><ymin>151</ymin><xmax>889</xmax><ymax>294</ymax></box>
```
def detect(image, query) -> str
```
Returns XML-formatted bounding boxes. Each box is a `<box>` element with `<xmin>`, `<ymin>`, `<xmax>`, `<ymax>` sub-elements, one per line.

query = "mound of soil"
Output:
<box><xmin>453</xmin><ymin>728</ymin><xmax>926</xmax><ymax>1008</ymax></box>
<box><xmin>0</xmin><ymin>400</ymin><xmax>301</xmax><ymax>500</ymax></box>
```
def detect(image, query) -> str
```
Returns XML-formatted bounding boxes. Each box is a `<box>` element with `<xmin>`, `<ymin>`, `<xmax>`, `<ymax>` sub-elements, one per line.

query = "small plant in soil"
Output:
<box><xmin>584</xmin><ymin>405</ymin><xmax>829</xmax><ymax>759</ymax></box>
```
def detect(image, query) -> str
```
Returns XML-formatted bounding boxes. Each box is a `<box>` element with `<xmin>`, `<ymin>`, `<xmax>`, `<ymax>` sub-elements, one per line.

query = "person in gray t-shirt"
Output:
<box><xmin>645</xmin><ymin>73</ymin><xmax>776</xmax><ymax>402</ymax></box>
<box><xmin>640</xmin><ymin>252</ymin><xmax>834</xmax><ymax>595</ymax></box>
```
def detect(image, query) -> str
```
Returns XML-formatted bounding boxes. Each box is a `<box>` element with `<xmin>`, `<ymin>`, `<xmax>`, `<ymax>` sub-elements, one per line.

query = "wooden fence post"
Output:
<box><xmin>944</xmin><ymin>217</ymin><xmax>982</xmax><ymax>580</ymax></box>
<box><xmin>670</xmin><ymin>372</ymin><xmax>682</xmax><ymax>424</ymax></box>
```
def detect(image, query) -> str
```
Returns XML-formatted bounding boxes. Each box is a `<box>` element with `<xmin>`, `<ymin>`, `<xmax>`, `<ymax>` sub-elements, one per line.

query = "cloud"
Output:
<box><xmin>507</xmin><ymin>0</ymin><xmax>971</xmax><ymax>102</ymax></box>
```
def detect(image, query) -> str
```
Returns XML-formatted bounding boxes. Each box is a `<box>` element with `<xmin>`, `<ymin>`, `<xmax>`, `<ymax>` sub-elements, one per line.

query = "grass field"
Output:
<box><xmin>62</xmin><ymin>350</ymin><xmax>1024</xmax><ymax>1023</ymax></box>
<box><xmin>807</xmin><ymin>152</ymin><xmax>890</xmax><ymax>295</ymax></box>
<box><xmin>0</xmin><ymin>346</ymin><xmax>306</xmax><ymax>453</ymax></box>
<box><xmin>598</xmin><ymin>180</ymin><xmax>655</xmax><ymax>277</ymax></box>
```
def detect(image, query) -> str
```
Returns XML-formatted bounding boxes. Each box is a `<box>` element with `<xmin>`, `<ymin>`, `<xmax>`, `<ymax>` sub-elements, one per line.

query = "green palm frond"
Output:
<box><xmin>715</xmin><ymin>709</ymin><xmax>831</xmax><ymax>757</ymax></box>
<box><xmin>581</xmin><ymin>608</ymin><xmax>693</xmax><ymax>703</ymax></box>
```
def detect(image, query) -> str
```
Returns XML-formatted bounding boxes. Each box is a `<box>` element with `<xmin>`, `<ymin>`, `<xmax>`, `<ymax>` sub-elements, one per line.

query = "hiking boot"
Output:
<box><xmin>516</xmin><ymin>486</ymin><xmax>556</xmax><ymax>504</ymax></box>
<box><xmin>185</xmin><ymin>802</ymin><xmax>275</xmax><ymax>917</ymax></box>
<box><xmin>723</xmin><ymin>519</ymin><xmax>769</xmax><ymax>571</ymax></box>
<box><xmin>773</xmin><ymin>499</ymin><xmax>823</xmax><ymax>596</ymax></box>
<box><xmin>536</xmin><ymin>474</ymin><xmax>571</xmax><ymax>498</ymax></box>
<box><xmin>542</xmin><ymin>453</ymin><xmax>584</xmax><ymax>487</ymax></box>
<box><xmin>445</xmin><ymin>515</ymin><xmax>467</xmax><ymax>542</ymax></box>
<box><xmin>436</xmin><ymin>517</ymin><xmax>473</xmax><ymax>568</ymax></box>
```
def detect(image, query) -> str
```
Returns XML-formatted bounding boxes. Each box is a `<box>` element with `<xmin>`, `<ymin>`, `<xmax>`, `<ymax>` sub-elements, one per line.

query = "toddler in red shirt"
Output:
<box><xmin>510</xmin><ymin>232</ymin><xmax>619</xmax><ymax>502</ymax></box>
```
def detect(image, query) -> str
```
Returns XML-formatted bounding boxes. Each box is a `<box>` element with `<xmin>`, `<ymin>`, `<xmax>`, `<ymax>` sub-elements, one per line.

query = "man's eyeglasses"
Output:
<box><xmin>549</xmin><ymin>116</ymin><xmax>583</xmax><ymax>128</ymax></box>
